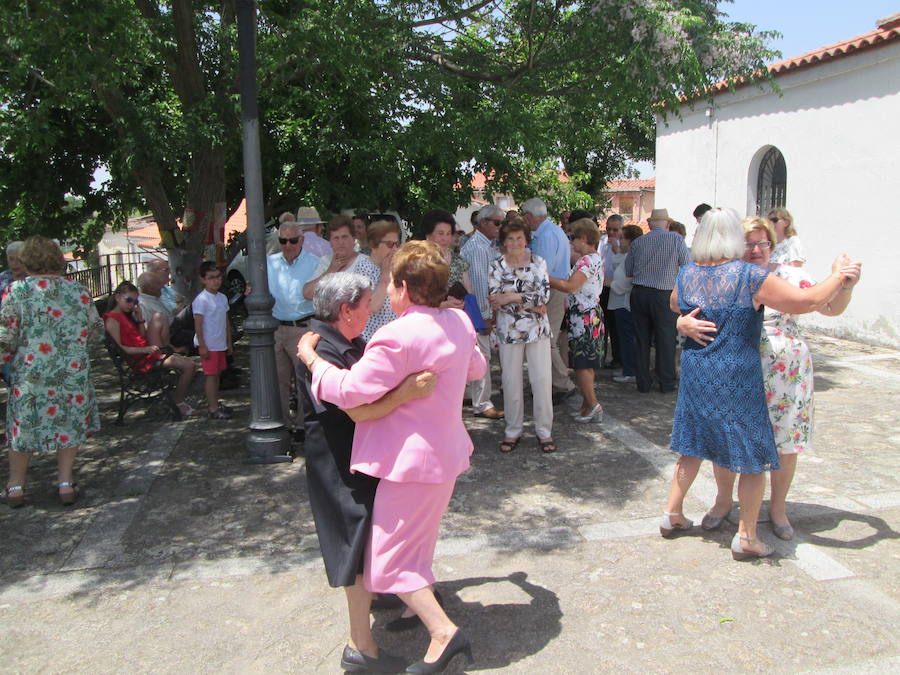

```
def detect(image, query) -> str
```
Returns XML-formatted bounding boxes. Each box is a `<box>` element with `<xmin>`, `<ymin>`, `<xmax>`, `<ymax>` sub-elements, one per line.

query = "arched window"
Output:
<box><xmin>756</xmin><ymin>147</ymin><xmax>787</xmax><ymax>214</ymax></box>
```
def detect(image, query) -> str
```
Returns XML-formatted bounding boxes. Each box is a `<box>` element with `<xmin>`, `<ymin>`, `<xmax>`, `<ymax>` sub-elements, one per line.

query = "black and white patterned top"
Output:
<box><xmin>488</xmin><ymin>254</ymin><xmax>552</xmax><ymax>344</ymax></box>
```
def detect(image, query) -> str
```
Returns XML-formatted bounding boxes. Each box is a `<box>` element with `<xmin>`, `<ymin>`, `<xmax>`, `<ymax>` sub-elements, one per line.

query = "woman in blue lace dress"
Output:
<box><xmin>660</xmin><ymin>208</ymin><xmax>854</xmax><ymax>560</ymax></box>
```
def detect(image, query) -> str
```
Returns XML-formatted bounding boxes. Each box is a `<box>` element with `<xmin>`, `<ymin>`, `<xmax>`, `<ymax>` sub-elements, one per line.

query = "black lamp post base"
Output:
<box><xmin>245</xmin><ymin>428</ymin><xmax>293</xmax><ymax>464</ymax></box>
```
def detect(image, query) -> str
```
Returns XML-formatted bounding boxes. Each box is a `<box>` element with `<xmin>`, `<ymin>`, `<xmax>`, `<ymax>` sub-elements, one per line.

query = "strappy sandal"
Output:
<box><xmin>499</xmin><ymin>438</ymin><xmax>520</xmax><ymax>453</ymax></box>
<box><xmin>2</xmin><ymin>485</ymin><xmax>25</xmax><ymax>508</ymax></box>
<box><xmin>57</xmin><ymin>481</ymin><xmax>80</xmax><ymax>506</ymax></box>
<box><xmin>538</xmin><ymin>438</ymin><xmax>557</xmax><ymax>453</ymax></box>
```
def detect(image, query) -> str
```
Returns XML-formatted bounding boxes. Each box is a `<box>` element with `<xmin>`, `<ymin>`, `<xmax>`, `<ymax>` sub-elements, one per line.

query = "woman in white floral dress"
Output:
<box><xmin>679</xmin><ymin>217</ymin><xmax>861</xmax><ymax>539</ymax></box>
<box><xmin>488</xmin><ymin>218</ymin><xmax>554</xmax><ymax>453</ymax></box>
<box><xmin>549</xmin><ymin>218</ymin><xmax>605</xmax><ymax>423</ymax></box>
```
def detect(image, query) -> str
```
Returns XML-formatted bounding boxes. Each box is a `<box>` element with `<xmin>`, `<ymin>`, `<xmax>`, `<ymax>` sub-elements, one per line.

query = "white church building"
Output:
<box><xmin>654</xmin><ymin>13</ymin><xmax>900</xmax><ymax>347</ymax></box>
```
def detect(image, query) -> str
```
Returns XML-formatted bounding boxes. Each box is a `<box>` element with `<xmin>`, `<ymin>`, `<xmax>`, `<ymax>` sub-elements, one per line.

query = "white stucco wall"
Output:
<box><xmin>655</xmin><ymin>43</ymin><xmax>900</xmax><ymax>347</ymax></box>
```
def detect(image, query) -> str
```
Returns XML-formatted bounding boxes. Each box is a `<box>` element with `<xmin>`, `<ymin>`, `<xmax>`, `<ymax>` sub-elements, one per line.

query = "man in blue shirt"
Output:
<box><xmin>266</xmin><ymin>220</ymin><xmax>321</xmax><ymax>431</ymax></box>
<box><xmin>522</xmin><ymin>197</ymin><xmax>575</xmax><ymax>397</ymax></box>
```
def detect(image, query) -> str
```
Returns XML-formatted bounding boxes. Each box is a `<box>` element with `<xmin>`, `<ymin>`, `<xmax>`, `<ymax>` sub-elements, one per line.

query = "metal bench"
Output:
<box><xmin>104</xmin><ymin>334</ymin><xmax>183</xmax><ymax>424</ymax></box>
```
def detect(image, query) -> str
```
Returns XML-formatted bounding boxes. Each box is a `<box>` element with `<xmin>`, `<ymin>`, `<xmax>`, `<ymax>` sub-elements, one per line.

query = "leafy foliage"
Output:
<box><xmin>0</xmin><ymin>0</ymin><xmax>779</xmax><ymax>252</ymax></box>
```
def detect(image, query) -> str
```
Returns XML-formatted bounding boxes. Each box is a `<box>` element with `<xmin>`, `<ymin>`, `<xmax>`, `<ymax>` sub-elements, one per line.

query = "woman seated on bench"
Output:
<box><xmin>104</xmin><ymin>281</ymin><xmax>199</xmax><ymax>418</ymax></box>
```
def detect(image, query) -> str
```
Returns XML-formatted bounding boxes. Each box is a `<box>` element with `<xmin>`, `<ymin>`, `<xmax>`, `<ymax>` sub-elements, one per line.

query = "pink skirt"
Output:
<box><xmin>364</xmin><ymin>478</ymin><xmax>456</xmax><ymax>594</ymax></box>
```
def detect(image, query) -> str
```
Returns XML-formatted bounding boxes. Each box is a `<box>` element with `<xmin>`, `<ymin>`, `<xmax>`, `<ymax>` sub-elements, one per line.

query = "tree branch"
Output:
<box><xmin>411</xmin><ymin>0</ymin><xmax>497</xmax><ymax>28</ymax></box>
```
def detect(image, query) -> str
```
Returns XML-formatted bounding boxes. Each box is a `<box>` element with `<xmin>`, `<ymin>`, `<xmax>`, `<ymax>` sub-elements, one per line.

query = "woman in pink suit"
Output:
<box><xmin>299</xmin><ymin>240</ymin><xmax>485</xmax><ymax>674</ymax></box>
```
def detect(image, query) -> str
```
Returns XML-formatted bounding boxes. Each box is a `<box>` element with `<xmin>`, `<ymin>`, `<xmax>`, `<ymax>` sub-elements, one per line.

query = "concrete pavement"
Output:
<box><xmin>1</xmin><ymin>332</ymin><xmax>898</xmax><ymax>673</ymax></box>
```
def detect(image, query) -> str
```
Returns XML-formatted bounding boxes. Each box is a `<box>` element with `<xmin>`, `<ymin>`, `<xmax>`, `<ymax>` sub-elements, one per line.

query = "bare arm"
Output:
<box><xmin>548</xmin><ymin>270</ymin><xmax>587</xmax><ymax>294</ymax></box>
<box><xmin>343</xmin><ymin>371</ymin><xmax>436</xmax><ymax>422</ymax></box>
<box><xmin>755</xmin><ymin>271</ymin><xmax>844</xmax><ymax>315</ymax></box>
<box><xmin>105</xmin><ymin>316</ymin><xmax>158</xmax><ymax>356</ymax></box>
<box><xmin>817</xmin><ymin>263</ymin><xmax>861</xmax><ymax>316</ymax></box>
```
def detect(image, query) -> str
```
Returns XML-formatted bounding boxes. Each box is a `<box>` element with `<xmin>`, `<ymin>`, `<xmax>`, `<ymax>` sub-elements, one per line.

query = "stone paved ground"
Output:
<box><xmin>1</xmin><ymin>332</ymin><xmax>898</xmax><ymax>674</ymax></box>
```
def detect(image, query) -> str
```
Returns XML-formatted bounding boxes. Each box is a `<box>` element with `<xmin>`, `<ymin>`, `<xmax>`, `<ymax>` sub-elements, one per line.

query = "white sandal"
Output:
<box><xmin>659</xmin><ymin>512</ymin><xmax>693</xmax><ymax>538</ymax></box>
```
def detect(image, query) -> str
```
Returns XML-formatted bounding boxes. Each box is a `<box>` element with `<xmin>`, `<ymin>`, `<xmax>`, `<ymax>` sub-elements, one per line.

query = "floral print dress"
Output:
<box><xmin>0</xmin><ymin>276</ymin><xmax>103</xmax><ymax>453</ymax></box>
<box><xmin>760</xmin><ymin>265</ymin><xmax>814</xmax><ymax>454</ymax></box>
<box><xmin>488</xmin><ymin>254</ymin><xmax>551</xmax><ymax>344</ymax></box>
<box><xmin>565</xmin><ymin>252</ymin><xmax>605</xmax><ymax>369</ymax></box>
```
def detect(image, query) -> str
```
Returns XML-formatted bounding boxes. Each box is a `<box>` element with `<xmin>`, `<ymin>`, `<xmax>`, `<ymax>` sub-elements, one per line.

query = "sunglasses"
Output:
<box><xmin>124</xmin><ymin>297</ymin><xmax>139</xmax><ymax>305</ymax></box>
<box><xmin>768</xmin><ymin>217</ymin><xmax>780</xmax><ymax>224</ymax></box>
<box><xmin>279</xmin><ymin>236</ymin><xmax>301</xmax><ymax>245</ymax></box>
<box><xmin>487</xmin><ymin>219</ymin><xmax>504</xmax><ymax>225</ymax></box>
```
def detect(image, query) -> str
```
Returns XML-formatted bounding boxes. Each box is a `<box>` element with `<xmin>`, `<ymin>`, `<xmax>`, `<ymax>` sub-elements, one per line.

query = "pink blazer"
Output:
<box><xmin>311</xmin><ymin>305</ymin><xmax>487</xmax><ymax>483</ymax></box>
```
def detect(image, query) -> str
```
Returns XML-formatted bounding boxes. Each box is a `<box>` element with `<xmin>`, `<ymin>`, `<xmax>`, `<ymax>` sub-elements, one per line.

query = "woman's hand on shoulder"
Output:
<box><xmin>297</xmin><ymin>332</ymin><xmax>322</xmax><ymax>368</ymax></box>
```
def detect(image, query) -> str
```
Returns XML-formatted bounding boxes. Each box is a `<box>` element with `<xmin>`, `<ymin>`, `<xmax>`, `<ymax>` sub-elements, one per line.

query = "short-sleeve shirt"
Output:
<box><xmin>192</xmin><ymin>289</ymin><xmax>229</xmax><ymax>351</ymax></box>
<box><xmin>569</xmin><ymin>252</ymin><xmax>604</xmax><ymax>313</ymax></box>
<box><xmin>488</xmin><ymin>254</ymin><xmax>552</xmax><ymax>344</ymax></box>
<box><xmin>267</xmin><ymin>251</ymin><xmax>319</xmax><ymax>320</ymax></box>
<box><xmin>352</xmin><ymin>256</ymin><xmax>397</xmax><ymax>342</ymax></box>
<box><xmin>770</xmin><ymin>236</ymin><xmax>806</xmax><ymax>265</ymax></box>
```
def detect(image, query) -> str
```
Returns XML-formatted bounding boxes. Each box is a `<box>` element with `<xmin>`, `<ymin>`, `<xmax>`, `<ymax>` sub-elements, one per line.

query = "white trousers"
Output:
<box><xmin>467</xmin><ymin>332</ymin><xmax>494</xmax><ymax>413</ymax></box>
<box><xmin>498</xmin><ymin>338</ymin><xmax>553</xmax><ymax>440</ymax></box>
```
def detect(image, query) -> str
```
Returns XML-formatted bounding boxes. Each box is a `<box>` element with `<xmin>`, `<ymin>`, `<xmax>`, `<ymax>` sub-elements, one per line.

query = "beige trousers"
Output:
<box><xmin>547</xmin><ymin>289</ymin><xmax>574</xmax><ymax>392</ymax></box>
<box><xmin>274</xmin><ymin>324</ymin><xmax>307</xmax><ymax>428</ymax></box>
<box><xmin>499</xmin><ymin>338</ymin><xmax>553</xmax><ymax>440</ymax></box>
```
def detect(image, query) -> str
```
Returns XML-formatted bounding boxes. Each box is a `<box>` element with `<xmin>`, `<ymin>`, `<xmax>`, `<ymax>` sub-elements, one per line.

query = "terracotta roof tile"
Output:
<box><xmin>605</xmin><ymin>178</ymin><xmax>656</xmax><ymax>191</ymax></box>
<box><xmin>692</xmin><ymin>17</ymin><xmax>900</xmax><ymax>99</ymax></box>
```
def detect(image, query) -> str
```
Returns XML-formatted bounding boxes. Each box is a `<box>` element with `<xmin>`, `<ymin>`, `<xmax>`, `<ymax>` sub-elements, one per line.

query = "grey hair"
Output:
<box><xmin>691</xmin><ymin>207</ymin><xmax>746</xmax><ymax>263</ymax></box>
<box><xmin>6</xmin><ymin>241</ymin><xmax>23</xmax><ymax>257</ymax></box>
<box><xmin>136</xmin><ymin>271</ymin><xmax>160</xmax><ymax>292</ymax></box>
<box><xmin>313</xmin><ymin>272</ymin><xmax>373</xmax><ymax>323</ymax></box>
<box><xmin>279</xmin><ymin>221</ymin><xmax>302</xmax><ymax>236</ymax></box>
<box><xmin>520</xmin><ymin>197</ymin><xmax>548</xmax><ymax>219</ymax></box>
<box><xmin>606</xmin><ymin>214</ymin><xmax>624</xmax><ymax>226</ymax></box>
<box><xmin>477</xmin><ymin>204</ymin><xmax>504</xmax><ymax>222</ymax></box>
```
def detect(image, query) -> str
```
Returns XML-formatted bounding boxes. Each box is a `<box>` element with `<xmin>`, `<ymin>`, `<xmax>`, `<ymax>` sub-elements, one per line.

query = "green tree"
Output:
<box><xmin>0</xmin><ymin>1</ymin><xmax>778</xmax><ymax>291</ymax></box>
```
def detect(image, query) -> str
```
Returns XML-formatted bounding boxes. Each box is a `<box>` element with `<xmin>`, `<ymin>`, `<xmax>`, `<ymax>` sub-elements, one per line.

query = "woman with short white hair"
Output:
<box><xmin>660</xmin><ymin>208</ymin><xmax>858</xmax><ymax>560</ymax></box>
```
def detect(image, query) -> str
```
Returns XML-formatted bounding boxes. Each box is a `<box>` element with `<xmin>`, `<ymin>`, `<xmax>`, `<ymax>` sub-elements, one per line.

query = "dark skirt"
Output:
<box><xmin>566</xmin><ymin>306</ymin><xmax>605</xmax><ymax>370</ymax></box>
<box><xmin>304</xmin><ymin>411</ymin><xmax>379</xmax><ymax>588</ymax></box>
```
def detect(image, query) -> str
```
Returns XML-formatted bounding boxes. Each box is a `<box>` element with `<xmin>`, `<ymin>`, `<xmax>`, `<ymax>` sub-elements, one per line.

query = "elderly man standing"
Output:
<box><xmin>521</xmin><ymin>197</ymin><xmax>574</xmax><ymax>398</ymax></box>
<box><xmin>600</xmin><ymin>214</ymin><xmax>624</xmax><ymax>369</ymax></box>
<box><xmin>294</xmin><ymin>206</ymin><xmax>332</xmax><ymax>258</ymax></box>
<box><xmin>624</xmin><ymin>208</ymin><xmax>690</xmax><ymax>393</ymax></box>
<box><xmin>267</xmin><ymin>219</ymin><xmax>321</xmax><ymax>432</ymax></box>
<box><xmin>460</xmin><ymin>204</ymin><xmax>504</xmax><ymax>420</ymax></box>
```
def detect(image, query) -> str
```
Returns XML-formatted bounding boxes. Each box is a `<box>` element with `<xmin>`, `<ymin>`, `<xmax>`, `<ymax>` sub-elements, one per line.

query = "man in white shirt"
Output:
<box><xmin>599</xmin><ymin>214</ymin><xmax>624</xmax><ymax>369</ymax></box>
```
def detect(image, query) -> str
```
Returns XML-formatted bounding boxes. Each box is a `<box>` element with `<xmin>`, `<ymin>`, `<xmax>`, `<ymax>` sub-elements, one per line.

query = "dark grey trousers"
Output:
<box><xmin>630</xmin><ymin>285</ymin><xmax>678</xmax><ymax>392</ymax></box>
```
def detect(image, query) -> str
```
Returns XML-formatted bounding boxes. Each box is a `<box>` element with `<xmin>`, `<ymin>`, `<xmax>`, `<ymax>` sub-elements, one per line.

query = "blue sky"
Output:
<box><xmin>719</xmin><ymin>0</ymin><xmax>898</xmax><ymax>59</ymax></box>
<box><xmin>633</xmin><ymin>1</ymin><xmax>898</xmax><ymax>176</ymax></box>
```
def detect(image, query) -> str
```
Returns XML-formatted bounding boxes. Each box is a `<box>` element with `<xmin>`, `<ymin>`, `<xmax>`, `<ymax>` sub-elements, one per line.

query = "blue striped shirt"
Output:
<box><xmin>624</xmin><ymin>228</ymin><xmax>691</xmax><ymax>290</ymax></box>
<box><xmin>460</xmin><ymin>230</ymin><xmax>499</xmax><ymax>319</ymax></box>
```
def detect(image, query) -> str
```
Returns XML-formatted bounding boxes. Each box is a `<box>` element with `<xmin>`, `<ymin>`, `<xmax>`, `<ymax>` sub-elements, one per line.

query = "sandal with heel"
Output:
<box><xmin>57</xmin><ymin>481</ymin><xmax>80</xmax><ymax>506</ymax></box>
<box><xmin>659</xmin><ymin>512</ymin><xmax>693</xmax><ymax>538</ymax></box>
<box><xmin>731</xmin><ymin>533</ymin><xmax>774</xmax><ymax>560</ymax></box>
<box><xmin>498</xmin><ymin>438</ymin><xmax>520</xmax><ymax>454</ymax></box>
<box><xmin>2</xmin><ymin>485</ymin><xmax>25</xmax><ymax>508</ymax></box>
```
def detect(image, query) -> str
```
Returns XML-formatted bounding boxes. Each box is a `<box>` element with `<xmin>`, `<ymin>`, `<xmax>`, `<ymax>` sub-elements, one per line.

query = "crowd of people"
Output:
<box><xmin>0</xmin><ymin>199</ymin><xmax>861</xmax><ymax>672</ymax></box>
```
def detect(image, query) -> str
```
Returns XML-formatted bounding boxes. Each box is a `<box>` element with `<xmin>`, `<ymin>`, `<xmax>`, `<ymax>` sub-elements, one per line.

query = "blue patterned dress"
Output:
<box><xmin>670</xmin><ymin>260</ymin><xmax>779</xmax><ymax>473</ymax></box>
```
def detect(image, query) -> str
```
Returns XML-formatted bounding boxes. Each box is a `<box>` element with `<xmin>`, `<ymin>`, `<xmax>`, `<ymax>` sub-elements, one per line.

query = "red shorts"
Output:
<box><xmin>201</xmin><ymin>350</ymin><xmax>228</xmax><ymax>375</ymax></box>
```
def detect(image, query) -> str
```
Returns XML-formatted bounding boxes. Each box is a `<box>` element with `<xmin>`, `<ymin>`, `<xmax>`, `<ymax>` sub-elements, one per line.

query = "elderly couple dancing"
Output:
<box><xmin>295</xmin><ymin>240</ymin><xmax>483</xmax><ymax>673</ymax></box>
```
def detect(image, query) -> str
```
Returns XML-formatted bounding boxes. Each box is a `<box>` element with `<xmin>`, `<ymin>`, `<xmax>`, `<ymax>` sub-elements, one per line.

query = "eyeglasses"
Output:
<box><xmin>279</xmin><ymin>236</ymin><xmax>301</xmax><ymax>245</ymax></box>
<box><xmin>487</xmin><ymin>219</ymin><xmax>503</xmax><ymax>225</ymax></box>
<box><xmin>124</xmin><ymin>297</ymin><xmax>139</xmax><ymax>305</ymax></box>
<box><xmin>380</xmin><ymin>240</ymin><xmax>400</xmax><ymax>249</ymax></box>
<box><xmin>745</xmin><ymin>241</ymin><xmax>772</xmax><ymax>250</ymax></box>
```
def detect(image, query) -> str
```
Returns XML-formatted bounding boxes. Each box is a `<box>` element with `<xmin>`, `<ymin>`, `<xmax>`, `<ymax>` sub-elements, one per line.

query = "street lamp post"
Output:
<box><xmin>236</xmin><ymin>0</ymin><xmax>292</xmax><ymax>463</ymax></box>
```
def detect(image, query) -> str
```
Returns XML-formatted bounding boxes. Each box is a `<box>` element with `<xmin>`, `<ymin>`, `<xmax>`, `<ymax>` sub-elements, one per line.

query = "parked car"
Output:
<box><xmin>225</xmin><ymin>219</ymin><xmax>278</xmax><ymax>297</ymax></box>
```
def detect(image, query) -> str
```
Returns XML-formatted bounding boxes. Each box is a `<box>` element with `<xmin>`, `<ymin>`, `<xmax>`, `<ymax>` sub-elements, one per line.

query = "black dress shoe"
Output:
<box><xmin>340</xmin><ymin>645</ymin><xmax>407</xmax><ymax>673</ymax></box>
<box><xmin>405</xmin><ymin>629</ymin><xmax>473</xmax><ymax>674</ymax></box>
